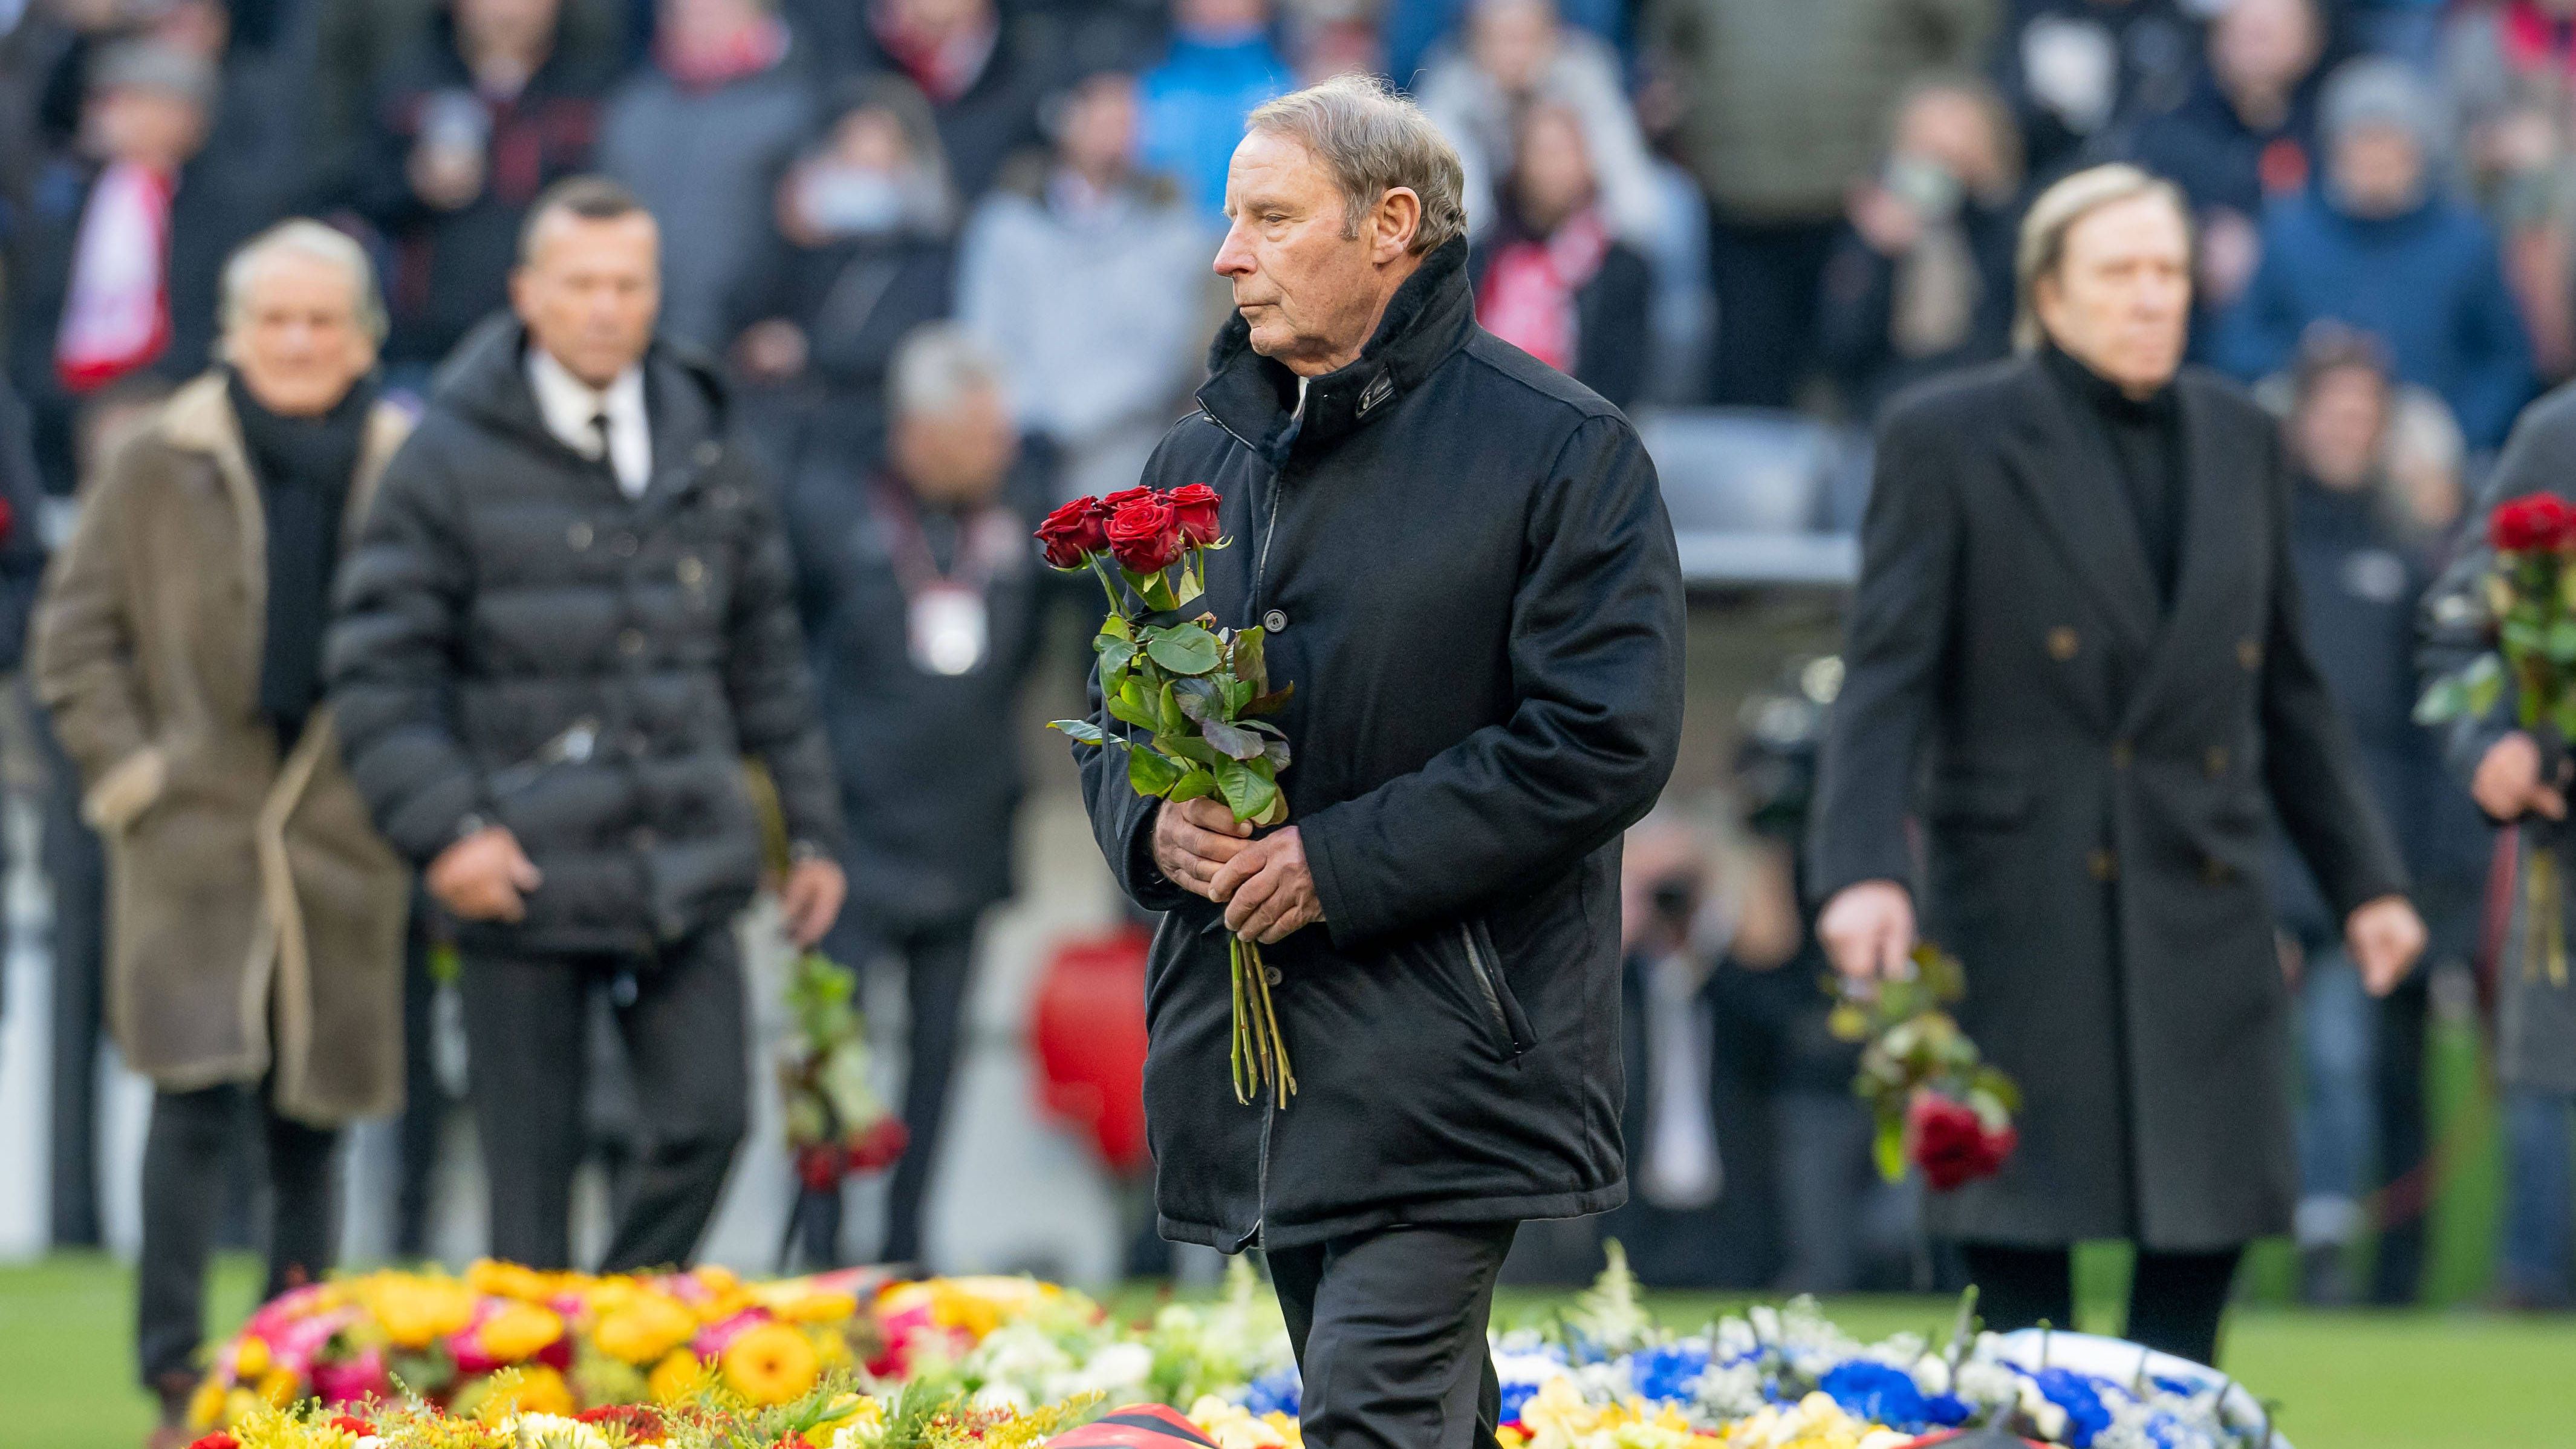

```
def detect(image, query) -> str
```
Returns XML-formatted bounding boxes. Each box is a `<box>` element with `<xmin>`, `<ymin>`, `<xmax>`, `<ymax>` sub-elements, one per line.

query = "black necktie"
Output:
<box><xmin>590</xmin><ymin>410</ymin><xmax>612</xmax><ymax>468</ymax></box>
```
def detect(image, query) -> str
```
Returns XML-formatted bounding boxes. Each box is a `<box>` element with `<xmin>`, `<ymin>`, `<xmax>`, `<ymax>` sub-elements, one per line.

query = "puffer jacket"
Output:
<box><xmin>1081</xmin><ymin>239</ymin><xmax>1687</xmax><ymax>1251</ymax></box>
<box><xmin>327</xmin><ymin>316</ymin><xmax>845</xmax><ymax>955</ymax></box>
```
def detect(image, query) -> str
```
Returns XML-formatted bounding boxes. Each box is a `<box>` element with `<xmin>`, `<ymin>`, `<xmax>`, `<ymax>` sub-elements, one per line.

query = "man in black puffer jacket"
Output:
<box><xmin>328</xmin><ymin>178</ymin><xmax>847</xmax><ymax>1272</ymax></box>
<box><xmin>1083</xmin><ymin>77</ymin><xmax>1683</xmax><ymax>1449</ymax></box>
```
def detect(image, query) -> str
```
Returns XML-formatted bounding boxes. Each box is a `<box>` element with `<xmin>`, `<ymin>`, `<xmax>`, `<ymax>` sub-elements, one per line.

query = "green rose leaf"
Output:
<box><xmin>1128</xmin><ymin>746</ymin><xmax>1184</xmax><ymax>797</ymax></box>
<box><xmin>1232</xmin><ymin>627</ymin><xmax>1270</xmax><ymax>694</ymax></box>
<box><xmin>1200</xmin><ymin>717</ymin><xmax>1268</xmax><ymax>761</ymax></box>
<box><xmin>1173</xmin><ymin>676</ymin><xmax>1218</xmax><ymax>721</ymax></box>
<box><xmin>1263</xmin><ymin>738</ymin><xmax>1292</xmax><ymax>770</ymax></box>
<box><xmin>2464</xmin><ymin>653</ymin><xmax>2506</xmax><ymax>718</ymax></box>
<box><xmin>1244</xmin><ymin>683</ymin><xmax>1295</xmax><ymax>716</ymax></box>
<box><xmin>1212</xmin><ymin>755</ymin><xmax>1280</xmax><ymax>822</ymax></box>
<box><xmin>1106</xmin><ymin>691</ymin><xmax>1157</xmax><ymax>730</ymax></box>
<box><xmin>1147</xmin><ymin>623</ymin><xmax>1221</xmax><ymax>675</ymax></box>
<box><xmin>1159</xmin><ymin>734</ymin><xmax>1220</xmax><ymax>767</ymax></box>
<box><xmin>1049</xmin><ymin>719</ymin><xmax>1105</xmax><ymax>744</ymax></box>
<box><xmin>1168</xmin><ymin>769</ymin><xmax>1217</xmax><ymax>804</ymax></box>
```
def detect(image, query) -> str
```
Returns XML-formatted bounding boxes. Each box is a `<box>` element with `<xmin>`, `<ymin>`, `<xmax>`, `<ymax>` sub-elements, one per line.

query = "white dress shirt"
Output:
<box><xmin>527</xmin><ymin>347</ymin><xmax>651</xmax><ymax>498</ymax></box>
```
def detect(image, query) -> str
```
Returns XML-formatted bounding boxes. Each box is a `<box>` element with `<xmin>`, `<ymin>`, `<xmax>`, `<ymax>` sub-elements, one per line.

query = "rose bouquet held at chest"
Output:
<box><xmin>2418</xmin><ymin>491</ymin><xmax>2576</xmax><ymax>986</ymax></box>
<box><xmin>1038</xmin><ymin>485</ymin><xmax>1300</xmax><ymax>1106</ymax></box>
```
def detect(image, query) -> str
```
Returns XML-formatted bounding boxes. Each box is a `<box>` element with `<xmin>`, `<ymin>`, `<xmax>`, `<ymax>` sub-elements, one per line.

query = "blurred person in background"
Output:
<box><xmin>2108</xmin><ymin>0</ymin><xmax>2327</xmax><ymax>325</ymax></box>
<box><xmin>1812</xmin><ymin>164</ymin><xmax>2424</xmax><ymax>1366</ymax></box>
<box><xmin>730</xmin><ymin>76</ymin><xmax>960</xmax><ymax>477</ymax></box>
<box><xmin>328</xmin><ymin>179</ymin><xmax>848</xmax><ymax>1272</ymax></box>
<box><xmin>1382</xmin><ymin>0</ymin><xmax>1619</xmax><ymax>88</ymax></box>
<box><xmin>597</xmin><ymin>0</ymin><xmax>818</xmax><ymax>353</ymax></box>
<box><xmin>1468</xmin><ymin>99</ymin><xmax>1654</xmax><ymax>411</ymax></box>
<box><xmin>1139</xmin><ymin>0</ymin><xmax>1292</xmax><ymax>220</ymax></box>
<box><xmin>1818</xmin><ymin>76</ymin><xmax>2026</xmax><ymax>421</ymax></box>
<box><xmin>956</xmin><ymin>70</ymin><xmax>1214</xmax><ymax>504</ymax></box>
<box><xmin>6</xmin><ymin>41</ymin><xmax>257</xmax><ymax>497</ymax></box>
<box><xmin>2268</xmin><ymin>325</ymin><xmax>2467</xmax><ymax>1306</ymax></box>
<box><xmin>787</xmin><ymin>324</ymin><xmax>1050</xmax><ymax>1266</ymax></box>
<box><xmin>2216</xmin><ymin>57</ymin><xmax>2536</xmax><ymax>451</ymax></box>
<box><xmin>34</xmin><ymin>220</ymin><xmax>412</xmax><ymax>1447</ymax></box>
<box><xmin>1991</xmin><ymin>0</ymin><xmax>2198</xmax><ymax>183</ymax></box>
<box><xmin>1414</xmin><ymin>0</ymin><xmax>1661</xmax><ymax>247</ymax></box>
<box><xmin>348</xmin><ymin>0</ymin><xmax>617</xmax><ymax>377</ymax></box>
<box><xmin>842</xmin><ymin>0</ymin><xmax>1046</xmax><ymax>200</ymax></box>
<box><xmin>2443</xmin><ymin>0</ymin><xmax>2576</xmax><ymax>383</ymax></box>
<box><xmin>1647</xmin><ymin>0</ymin><xmax>1994</xmax><ymax>408</ymax></box>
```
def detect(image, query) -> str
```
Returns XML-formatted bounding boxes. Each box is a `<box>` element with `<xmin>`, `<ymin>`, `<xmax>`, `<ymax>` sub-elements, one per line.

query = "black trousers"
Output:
<box><xmin>827</xmin><ymin>911</ymin><xmax>979</xmax><ymax>1265</ymax></box>
<box><xmin>1960</xmin><ymin>1242</ymin><xmax>2243</xmax><ymax>1367</ymax></box>
<box><xmin>137</xmin><ymin>1082</ymin><xmax>338</xmax><ymax>1390</ymax></box>
<box><xmin>1705</xmin><ymin>210</ymin><xmax>1839</xmax><ymax>408</ymax></box>
<box><xmin>1268</xmin><ymin>1222</ymin><xmax>1518</xmax><ymax>1449</ymax></box>
<box><xmin>458</xmin><ymin>927</ymin><xmax>749</xmax><ymax>1272</ymax></box>
<box><xmin>37</xmin><ymin>689</ymin><xmax>108</xmax><ymax>1248</ymax></box>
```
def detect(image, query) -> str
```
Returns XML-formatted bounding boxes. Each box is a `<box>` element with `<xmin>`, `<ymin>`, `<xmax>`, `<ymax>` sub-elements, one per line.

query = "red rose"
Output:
<box><xmin>1100</xmin><ymin>486</ymin><xmax>1156</xmax><ymax>513</ymax></box>
<box><xmin>1169</xmin><ymin>483</ymin><xmax>1223</xmax><ymax>546</ymax></box>
<box><xmin>848</xmin><ymin>1113</ymin><xmax>911</xmax><ymax>1171</ymax></box>
<box><xmin>2490</xmin><ymin>493</ymin><xmax>2576</xmax><ymax>553</ymax></box>
<box><xmin>1035</xmin><ymin>497</ymin><xmax>1109</xmax><ymax>568</ymax></box>
<box><xmin>1106</xmin><ymin>496</ymin><xmax>1184</xmax><ymax>574</ymax></box>
<box><xmin>1907</xmin><ymin>1090</ymin><xmax>2017</xmax><ymax>1191</ymax></box>
<box><xmin>189</xmin><ymin>1436</ymin><xmax>241</xmax><ymax>1449</ymax></box>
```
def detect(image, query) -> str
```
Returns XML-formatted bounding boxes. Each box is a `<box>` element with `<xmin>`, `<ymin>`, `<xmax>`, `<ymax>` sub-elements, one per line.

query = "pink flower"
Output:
<box><xmin>314</xmin><ymin>1348</ymin><xmax>391</xmax><ymax>1407</ymax></box>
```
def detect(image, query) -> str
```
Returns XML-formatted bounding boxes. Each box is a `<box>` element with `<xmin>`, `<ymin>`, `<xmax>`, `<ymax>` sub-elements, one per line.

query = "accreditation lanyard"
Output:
<box><xmin>871</xmin><ymin>475</ymin><xmax>1018</xmax><ymax>677</ymax></box>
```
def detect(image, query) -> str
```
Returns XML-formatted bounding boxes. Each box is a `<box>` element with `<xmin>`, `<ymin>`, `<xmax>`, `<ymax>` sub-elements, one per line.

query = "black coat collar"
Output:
<box><xmin>1195</xmin><ymin>238</ymin><xmax>1476</xmax><ymax>470</ymax></box>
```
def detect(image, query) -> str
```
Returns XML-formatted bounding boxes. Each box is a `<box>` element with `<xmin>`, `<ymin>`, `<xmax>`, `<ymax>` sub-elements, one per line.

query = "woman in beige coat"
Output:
<box><xmin>33</xmin><ymin>220</ymin><xmax>412</xmax><ymax>1442</ymax></box>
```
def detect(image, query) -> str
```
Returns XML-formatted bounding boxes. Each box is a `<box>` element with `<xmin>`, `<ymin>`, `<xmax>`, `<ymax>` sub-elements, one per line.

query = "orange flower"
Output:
<box><xmin>596</xmin><ymin>1294</ymin><xmax>700</xmax><ymax>1366</ymax></box>
<box><xmin>721</xmin><ymin>1321</ymin><xmax>822</xmax><ymax>1405</ymax></box>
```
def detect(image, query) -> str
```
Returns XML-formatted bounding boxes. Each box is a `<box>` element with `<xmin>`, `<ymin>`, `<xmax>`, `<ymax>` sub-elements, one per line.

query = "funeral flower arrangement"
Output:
<box><xmin>1038</xmin><ymin>485</ymin><xmax>1301</xmax><ymax>1105</ymax></box>
<box><xmin>184</xmin><ymin>1255</ymin><xmax>2288</xmax><ymax>1449</ymax></box>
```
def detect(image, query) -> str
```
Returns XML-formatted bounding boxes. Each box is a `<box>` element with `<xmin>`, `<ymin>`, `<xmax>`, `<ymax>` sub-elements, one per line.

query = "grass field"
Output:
<box><xmin>2</xmin><ymin>1254</ymin><xmax>2572</xmax><ymax>1449</ymax></box>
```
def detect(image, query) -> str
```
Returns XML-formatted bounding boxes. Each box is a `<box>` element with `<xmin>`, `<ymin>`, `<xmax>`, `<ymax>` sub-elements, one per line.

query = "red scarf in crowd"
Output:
<box><xmin>1474</xmin><ymin>207</ymin><xmax>1612</xmax><ymax>374</ymax></box>
<box><xmin>655</xmin><ymin>14</ymin><xmax>789</xmax><ymax>93</ymax></box>
<box><xmin>2504</xmin><ymin>0</ymin><xmax>2576</xmax><ymax>76</ymax></box>
<box><xmin>55</xmin><ymin>161</ymin><xmax>174</xmax><ymax>394</ymax></box>
<box><xmin>870</xmin><ymin>0</ymin><xmax>996</xmax><ymax>104</ymax></box>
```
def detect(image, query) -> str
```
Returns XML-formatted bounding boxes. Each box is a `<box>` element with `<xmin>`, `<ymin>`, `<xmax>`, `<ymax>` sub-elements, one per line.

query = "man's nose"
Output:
<box><xmin>1213</xmin><ymin>224</ymin><xmax>1252</xmax><ymax>277</ymax></box>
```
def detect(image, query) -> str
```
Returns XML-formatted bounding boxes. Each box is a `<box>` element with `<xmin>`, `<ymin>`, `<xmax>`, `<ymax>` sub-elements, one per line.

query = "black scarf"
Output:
<box><xmin>228</xmin><ymin>368</ymin><xmax>376</xmax><ymax>741</ymax></box>
<box><xmin>2042</xmin><ymin>341</ymin><xmax>2185</xmax><ymax>609</ymax></box>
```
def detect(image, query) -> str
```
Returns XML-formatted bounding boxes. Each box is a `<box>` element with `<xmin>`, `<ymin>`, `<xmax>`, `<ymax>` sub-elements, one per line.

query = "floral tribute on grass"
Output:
<box><xmin>187</xmin><ymin>1254</ymin><xmax>2291</xmax><ymax>1449</ymax></box>
<box><xmin>1039</xmin><ymin>485</ymin><xmax>1299</xmax><ymax>1105</ymax></box>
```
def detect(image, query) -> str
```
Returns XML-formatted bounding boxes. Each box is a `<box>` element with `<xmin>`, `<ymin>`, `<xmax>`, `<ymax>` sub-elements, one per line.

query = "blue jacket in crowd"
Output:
<box><xmin>2213</xmin><ymin>190</ymin><xmax>2536</xmax><ymax>449</ymax></box>
<box><xmin>1138</xmin><ymin>30</ymin><xmax>1294</xmax><ymax>220</ymax></box>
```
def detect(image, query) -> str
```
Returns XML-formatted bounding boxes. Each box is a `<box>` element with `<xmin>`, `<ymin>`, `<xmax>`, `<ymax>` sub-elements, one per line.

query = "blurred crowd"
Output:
<box><xmin>2</xmin><ymin>0</ymin><xmax>2576</xmax><ymax>1420</ymax></box>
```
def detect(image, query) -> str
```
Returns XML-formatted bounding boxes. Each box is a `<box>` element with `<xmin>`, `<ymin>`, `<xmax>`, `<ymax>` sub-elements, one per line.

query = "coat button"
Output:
<box><xmin>677</xmin><ymin>556</ymin><xmax>705</xmax><ymax>587</ymax></box>
<box><xmin>1263</xmin><ymin>965</ymin><xmax>1283</xmax><ymax>987</ymax></box>
<box><xmin>2110</xmin><ymin>740</ymin><xmax>2134</xmax><ymax>769</ymax></box>
<box><xmin>613</xmin><ymin>532</ymin><xmax>640</xmax><ymax>557</ymax></box>
<box><xmin>2087</xmin><ymin>848</ymin><xmax>2118</xmax><ymax>882</ymax></box>
<box><xmin>1263</xmin><ymin>609</ymin><xmax>1287</xmax><ymax>633</ymax></box>
<box><xmin>618</xmin><ymin>628</ymin><xmax>646</xmax><ymax>656</ymax></box>
<box><xmin>2237</xmin><ymin>637</ymin><xmax>2263</xmax><ymax>670</ymax></box>
<box><xmin>631</xmin><ymin>827</ymin><xmax>657</xmax><ymax>850</ymax></box>
<box><xmin>2047</xmin><ymin>626</ymin><xmax>2080</xmax><ymax>661</ymax></box>
<box><xmin>694</xmin><ymin>440</ymin><xmax>722</xmax><ymax>466</ymax></box>
<box><xmin>567</xmin><ymin>521</ymin><xmax>593</xmax><ymax>550</ymax></box>
<box><xmin>623</xmin><ymin>730</ymin><xmax>651</xmax><ymax>758</ymax></box>
<box><xmin>2205</xmin><ymin>746</ymin><xmax>2230</xmax><ymax>778</ymax></box>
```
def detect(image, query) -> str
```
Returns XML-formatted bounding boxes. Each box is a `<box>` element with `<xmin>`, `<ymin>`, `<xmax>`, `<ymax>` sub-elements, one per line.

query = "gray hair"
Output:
<box><xmin>890</xmin><ymin>323</ymin><xmax>1007</xmax><ymax>419</ymax></box>
<box><xmin>2012</xmin><ymin>163</ymin><xmax>2191</xmax><ymax>352</ymax></box>
<box><xmin>221</xmin><ymin>219</ymin><xmax>388</xmax><ymax>344</ymax></box>
<box><xmin>1245</xmin><ymin>74</ymin><xmax>1469</xmax><ymax>255</ymax></box>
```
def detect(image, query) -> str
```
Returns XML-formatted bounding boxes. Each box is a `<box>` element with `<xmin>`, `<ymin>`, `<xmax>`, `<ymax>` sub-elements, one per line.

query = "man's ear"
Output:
<box><xmin>1373</xmin><ymin>187</ymin><xmax>1423</xmax><ymax>264</ymax></box>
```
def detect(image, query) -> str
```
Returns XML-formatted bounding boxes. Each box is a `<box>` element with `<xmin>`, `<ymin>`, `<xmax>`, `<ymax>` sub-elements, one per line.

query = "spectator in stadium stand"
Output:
<box><xmin>1415</xmin><ymin>0</ymin><xmax>1662</xmax><ymax>248</ymax></box>
<box><xmin>1468</xmin><ymin>99</ymin><xmax>1655</xmax><ymax>411</ymax></box>
<box><xmin>2214</xmin><ymin>57</ymin><xmax>2537</xmax><ymax>450</ymax></box>
<box><xmin>786</xmin><ymin>324</ymin><xmax>1052</xmax><ymax>1266</ymax></box>
<box><xmin>34</xmin><ymin>221</ymin><xmax>413</xmax><ymax>1449</ymax></box>
<box><xmin>1139</xmin><ymin>0</ymin><xmax>1295</xmax><ymax>220</ymax></box>
<box><xmin>2106</xmin><ymin>0</ymin><xmax>2328</xmax><ymax>324</ymax></box>
<box><xmin>1818</xmin><ymin>76</ymin><xmax>2026</xmax><ymax>420</ymax></box>
<box><xmin>955</xmin><ymin>70</ymin><xmax>1217</xmax><ymax>504</ymax></box>
<box><xmin>2441</xmin><ymin>0</ymin><xmax>2576</xmax><ymax>382</ymax></box>
<box><xmin>4</xmin><ymin>42</ymin><xmax>256</xmax><ymax>497</ymax></box>
<box><xmin>598</xmin><ymin>0</ymin><xmax>818</xmax><ymax>354</ymax></box>
<box><xmin>348</xmin><ymin>0</ymin><xmax>618</xmax><ymax>375</ymax></box>
<box><xmin>838</xmin><ymin>0</ymin><xmax>1046</xmax><ymax>201</ymax></box>
<box><xmin>1646</xmin><ymin>0</ymin><xmax>1994</xmax><ymax>408</ymax></box>
<box><xmin>328</xmin><ymin>178</ymin><xmax>849</xmax><ymax>1274</ymax></box>
<box><xmin>1383</xmin><ymin>0</ymin><xmax>1620</xmax><ymax>88</ymax></box>
<box><xmin>1989</xmin><ymin>0</ymin><xmax>2199</xmax><ymax>183</ymax></box>
<box><xmin>729</xmin><ymin>75</ymin><xmax>961</xmax><ymax>475</ymax></box>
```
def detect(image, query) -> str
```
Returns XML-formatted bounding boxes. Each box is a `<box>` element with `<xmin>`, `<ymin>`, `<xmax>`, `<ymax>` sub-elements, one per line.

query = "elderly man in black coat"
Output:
<box><xmin>1080</xmin><ymin>74</ymin><xmax>1683</xmax><ymax>1449</ymax></box>
<box><xmin>329</xmin><ymin>178</ymin><xmax>849</xmax><ymax>1272</ymax></box>
<box><xmin>1810</xmin><ymin>164</ymin><xmax>2425</xmax><ymax>1366</ymax></box>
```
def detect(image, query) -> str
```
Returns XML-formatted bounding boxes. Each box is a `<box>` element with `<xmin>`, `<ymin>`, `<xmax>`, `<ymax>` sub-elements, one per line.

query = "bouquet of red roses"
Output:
<box><xmin>2418</xmin><ymin>491</ymin><xmax>2576</xmax><ymax>986</ymax></box>
<box><xmin>1037</xmin><ymin>485</ymin><xmax>1299</xmax><ymax>1106</ymax></box>
<box><xmin>1828</xmin><ymin>945</ymin><xmax>2021</xmax><ymax>1191</ymax></box>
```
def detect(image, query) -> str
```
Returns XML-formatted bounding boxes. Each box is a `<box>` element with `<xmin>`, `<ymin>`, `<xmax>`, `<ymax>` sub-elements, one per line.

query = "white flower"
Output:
<box><xmin>1068</xmin><ymin>1341</ymin><xmax>1157</xmax><ymax>1399</ymax></box>
<box><xmin>1690</xmin><ymin>1361</ymin><xmax>1766</xmax><ymax>1421</ymax></box>
<box><xmin>972</xmin><ymin>1381</ymin><xmax>1034</xmax><ymax>1412</ymax></box>
<box><xmin>504</xmin><ymin>1415</ymin><xmax>609</xmax><ymax>1449</ymax></box>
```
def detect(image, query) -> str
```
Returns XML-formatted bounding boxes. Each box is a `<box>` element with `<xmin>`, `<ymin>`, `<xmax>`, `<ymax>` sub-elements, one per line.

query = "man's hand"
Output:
<box><xmin>2473</xmin><ymin>731</ymin><xmax>2567</xmax><ymax>821</ymax></box>
<box><xmin>2346</xmin><ymin>894</ymin><xmax>2428</xmax><ymax>997</ymax></box>
<box><xmin>1818</xmin><ymin>879</ymin><xmax>1916</xmax><ymax>983</ymax></box>
<box><xmin>1208</xmin><ymin>824</ymin><xmax>1324</xmax><ymax>945</ymax></box>
<box><xmin>781</xmin><ymin>857</ymin><xmax>847</xmax><ymax>948</ymax></box>
<box><xmin>1151</xmin><ymin>796</ymin><xmax>1254</xmax><ymax>899</ymax></box>
<box><xmin>428</xmin><ymin>825</ymin><xmax>541</xmax><ymax>923</ymax></box>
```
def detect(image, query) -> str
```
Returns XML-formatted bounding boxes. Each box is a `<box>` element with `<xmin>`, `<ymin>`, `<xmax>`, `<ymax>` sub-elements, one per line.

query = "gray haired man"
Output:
<box><xmin>1075</xmin><ymin>76</ymin><xmax>1685</xmax><ymax>1449</ymax></box>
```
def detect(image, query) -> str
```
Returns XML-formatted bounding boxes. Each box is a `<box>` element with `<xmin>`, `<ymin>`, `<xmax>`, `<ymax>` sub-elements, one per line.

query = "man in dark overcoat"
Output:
<box><xmin>1809</xmin><ymin>163</ymin><xmax>2425</xmax><ymax>1366</ymax></box>
<box><xmin>1079</xmin><ymin>75</ymin><xmax>1685</xmax><ymax>1449</ymax></box>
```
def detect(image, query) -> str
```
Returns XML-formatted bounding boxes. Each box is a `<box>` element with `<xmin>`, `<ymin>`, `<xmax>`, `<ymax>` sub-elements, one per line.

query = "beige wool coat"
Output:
<box><xmin>34</xmin><ymin>372</ymin><xmax>414</xmax><ymax>1125</ymax></box>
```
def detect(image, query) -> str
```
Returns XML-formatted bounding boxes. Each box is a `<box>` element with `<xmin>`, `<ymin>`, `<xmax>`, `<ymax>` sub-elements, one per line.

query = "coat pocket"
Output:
<box><xmin>1459</xmin><ymin>918</ymin><xmax>1534</xmax><ymax>1060</ymax></box>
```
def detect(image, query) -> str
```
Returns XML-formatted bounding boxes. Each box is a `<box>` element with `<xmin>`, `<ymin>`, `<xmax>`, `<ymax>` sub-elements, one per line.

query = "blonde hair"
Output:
<box><xmin>2012</xmin><ymin>163</ymin><xmax>2191</xmax><ymax>352</ymax></box>
<box><xmin>1245</xmin><ymin>74</ymin><xmax>1470</xmax><ymax>255</ymax></box>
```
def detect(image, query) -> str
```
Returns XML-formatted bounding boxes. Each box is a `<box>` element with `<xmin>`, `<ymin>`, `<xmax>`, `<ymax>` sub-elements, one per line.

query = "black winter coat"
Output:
<box><xmin>1812</xmin><ymin>354</ymin><xmax>2407</xmax><ymax>1250</ymax></box>
<box><xmin>327</xmin><ymin>317</ymin><xmax>845</xmax><ymax>956</ymax></box>
<box><xmin>1081</xmin><ymin>240</ymin><xmax>1687</xmax><ymax>1251</ymax></box>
